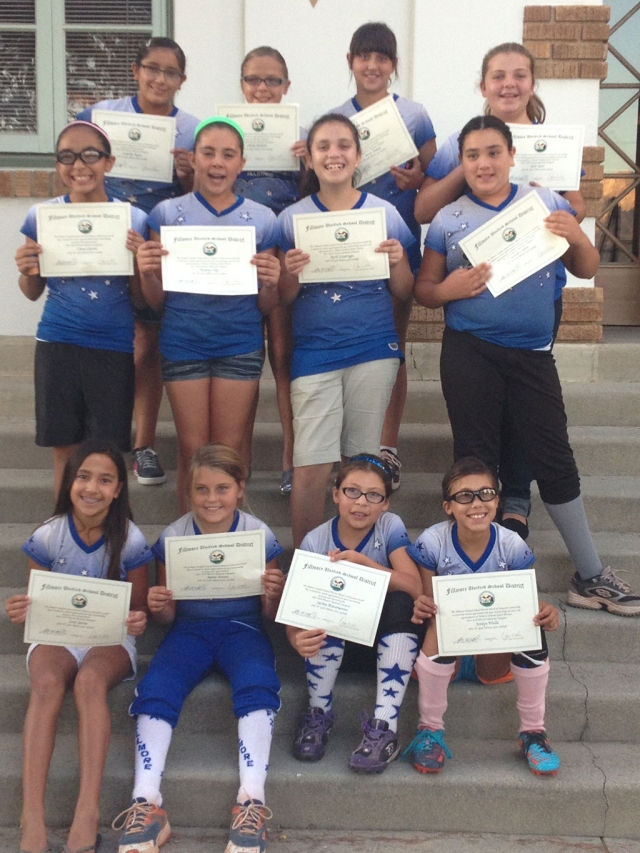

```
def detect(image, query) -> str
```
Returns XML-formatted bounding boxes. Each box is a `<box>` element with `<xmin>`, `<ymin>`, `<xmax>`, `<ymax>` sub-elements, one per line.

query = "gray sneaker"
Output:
<box><xmin>132</xmin><ymin>447</ymin><xmax>166</xmax><ymax>485</ymax></box>
<box><xmin>567</xmin><ymin>566</ymin><xmax>640</xmax><ymax>616</ymax></box>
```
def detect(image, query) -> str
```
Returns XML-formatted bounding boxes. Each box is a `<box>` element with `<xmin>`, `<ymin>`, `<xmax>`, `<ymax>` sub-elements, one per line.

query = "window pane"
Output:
<box><xmin>0</xmin><ymin>31</ymin><xmax>36</xmax><ymax>132</ymax></box>
<box><xmin>0</xmin><ymin>0</ymin><xmax>35</xmax><ymax>24</ymax></box>
<box><xmin>65</xmin><ymin>0</ymin><xmax>152</xmax><ymax>25</ymax></box>
<box><xmin>66</xmin><ymin>31</ymin><xmax>151</xmax><ymax>119</ymax></box>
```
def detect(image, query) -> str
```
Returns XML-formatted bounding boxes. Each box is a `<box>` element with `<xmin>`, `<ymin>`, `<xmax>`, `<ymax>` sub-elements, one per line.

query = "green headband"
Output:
<box><xmin>195</xmin><ymin>116</ymin><xmax>245</xmax><ymax>141</ymax></box>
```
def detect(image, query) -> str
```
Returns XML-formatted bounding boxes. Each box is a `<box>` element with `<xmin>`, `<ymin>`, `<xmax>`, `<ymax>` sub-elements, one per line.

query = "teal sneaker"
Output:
<box><xmin>519</xmin><ymin>731</ymin><xmax>560</xmax><ymax>776</ymax></box>
<box><xmin>402</xmin><ymin>727</ymin><xmax>452</xmax><ymax>773</ymax></box>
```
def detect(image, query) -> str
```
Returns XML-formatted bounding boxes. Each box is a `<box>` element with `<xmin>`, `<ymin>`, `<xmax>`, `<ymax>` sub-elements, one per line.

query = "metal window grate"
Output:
<box><xmin>0</xmin><ymin>0</ymin><xmax>35</xmax><ymax>24</ymax></box>
<box><xmin>0</xmin><ymin>31</ymin><xmax>36</xmax><ymax>132</ymax></box>
<box><xmin>64</xmin><ymin>0</ymin><xmax>152</xmax><ymax>25</ymax></box>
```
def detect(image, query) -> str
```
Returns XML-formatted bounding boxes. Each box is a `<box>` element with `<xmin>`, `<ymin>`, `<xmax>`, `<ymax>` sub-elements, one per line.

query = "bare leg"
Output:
<box><xmin>380</xmin><ymin>297</ymin><xmax>412</xmax><ymax>449</ymax></box>
<box><xmin>66</xmin><ymin>645</ymin><xmax>132</xmax><ymax>852</ymax></box>
<box><xmin>266</xmin><ymin>306</ymin><xmax>294</xmax><ymax>472</ymax></box>
<box><xmin>208</xmin><ymin>377</ymin><xmax>261</xmax><ymax>466</ymax></box>
<box><xmin>53</xmin><ymin>445</ymin><xmax>78</xmax><ymax>500</ymax></box>
<box><xmin>133</xmin><ymin>321</ymin><xmax>163</xmax><ymax>451</ymax></box>
<box><xmin>290</xmin><ymin>462</ymin><xmax>334</xmax><ymax>548</ymax></box>
<box><xmin>20</xmin><ymin>646</ymin><xmax>77</xmax><ymax>852</ymax></box>
<box><xmin>242</xmin><ymin>385</ymin><xmax>259</xmax><ymax>473</ymax></box>
<box><xmin>165</xmin><ymin>378</ymin><xmax>211</xmax><ymax>513</ymax></box>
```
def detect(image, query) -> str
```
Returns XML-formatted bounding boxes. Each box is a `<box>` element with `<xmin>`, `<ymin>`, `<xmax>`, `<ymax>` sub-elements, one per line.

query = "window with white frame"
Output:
<box><xmin>0</xmin><ymin>0</ymin><xmax>170</xmax><ymax>154</ymax></box>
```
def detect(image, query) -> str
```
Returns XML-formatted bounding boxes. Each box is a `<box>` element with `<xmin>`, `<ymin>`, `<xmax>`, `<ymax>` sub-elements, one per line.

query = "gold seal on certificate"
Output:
<box><xmin>92</xmin><ymin>110</ymin><xmax>176</xmax><ymax>183</ymax></box>
<box><xmin>164</xmin><ymin>529</ymin><xmax>266</xmax><ymax>600</ymax></box>
<box><xmin>217</xmin><ymin>103</ymin><xmax>299</xmax><ymax>172</ymax></box>
<box><xmin>349</xmin><ymin>95</ymin><xmax>419</xmax><ymax>187</ymax></box>
<box><xmin>24</xmin><ymin>569</ymin><xmax>132</xmax><ymax>647</ymax></box>
<box><xmin>458</xmin><ymin>191</ymin><xmax>569</xmax><ymax>298</ymax></box>
<box><xmin>36</xmin><ymin>202</ymin><xmax>133</xmax><ymax>278</ymax></box>
<box><xmin>160</xmin><ymin>225</ymin><xmax>258</xmax><ymax>295</ymax></box>
<box><xmin>508</xmin><ymin>124</ymin><xmax>585</xmax><ymax>191</ymax></box>
<box><xmin>293</xmin><ymin>207</ymin><xmax>389</xmax><ymax>284</ymax></box>
<box><xmin>432</xmin><ymin>569</ymin><xmax>541</xmax><ymax>657</ymax></box>
<box><xmin>275</xmin><ymin>549</ymin><xmax>391</xmax><ymax>646</ymax></box>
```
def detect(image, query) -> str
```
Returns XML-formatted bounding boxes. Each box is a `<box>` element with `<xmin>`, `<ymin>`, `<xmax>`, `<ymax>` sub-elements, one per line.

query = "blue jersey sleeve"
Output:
<box><xmin>406</xmin><ymin>527</ymin><xmax>439</xmax><ymax>571</ymax></box>
<box><xmin>21</xmin><ymin>523</ymin><xmax>54</xmax><ymax>569</ymax></box>
<box><xmin>385</xmin><ymin>203</ymin><xmax>416</xmax><ymax>250</ymax></box>
<box><xmin>505</xmin><ymin>536</ymin><xmax>536</xmax><ymax>571</ymax></box>
<box><xmin>122</xmin><ymin>522</ymin><xmax>153</xmax><ymax>572</ymax></box>
<box><xmin>264</xmin><ymin>525</ymin><xmax>285</xmax><ymax>562</ymax></box>
<box><xmin>76</xmin><ymin>106</ymin><xmax>92</xmax><ymax>122</ymax></box>
<box><xmin>147</xmin><ymin>200</ymin><xmax>170</xmax><ymax>234</ymax></box>
<box><xmin>424</xmin><ymin>211</ymin><xmax>447</xmax><ymax>254</ymax></box>
<box><xmin>20</xmin><ymin>204</ymin><xmax>39</xmax><ymax>242</ymax></box>
<box><xmin>426</xmin><ymin>136</ymin><xmax>460</xmax><ymax>180</ymax></box>
<box><xmin>414</xmin><ymin>105</ymin><xmax>436</xmax><ymax>149</ymax></box>
<box><xmin>277</xmin><ymin>207</ymin><xmax>295</xmax><ymax>253</ymax></box>
<box><xmin>385</xmin><ymin>514</ymin><xmax>411</xmax><ymax>555</ymax></box>
<box><xmin>257</xmin><ymin>210</ymin><xmax>281</xmax><ymax>252</ymax></box>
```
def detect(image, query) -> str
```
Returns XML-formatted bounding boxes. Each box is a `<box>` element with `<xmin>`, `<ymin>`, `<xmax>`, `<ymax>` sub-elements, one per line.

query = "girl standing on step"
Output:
<box><xmin>76</xmin><ymin>37</ymin><xmax>200</xmax><ymax>487</ymax></box>
<box><xmin>5</xmin><ymin>439</ymin><xmax>150</xmax><ymax>853</ymax></box>
<box><xmin>112</xmin><ymin>444</ymin><xmax>284</xmax><ymax>853</ymax></box>
<box><xmin>414</xmin><ymin>114</ymin><xmax>640</xmax><ymax>616</ymax></box>
<box><xmin>405</xmin><ymin>457</ymin><xmax>560</xmax><ymax>776</ymax></box>
<box><xmin>16</xmin><ymin>120</ymin><xmax>148</xmax><ymax>496</ymax></box>
<box><xmin>135</xmin><ymin>117</ymin><xmax>281</xmax><ymax>512</ymax></box>
<box><xmin>330</xmin><ymin>22</ymin><xmax>437</xmax><ymax>488</ymax></box>
<box><xmin>279</xmin><ymin>113</ymin><xmax>415</xmax><ymax>547</ymax></box>
<box><xmin>285</xmin><ymin>454</ymin><xmax>426</xmax><ymax>774</ymax></box>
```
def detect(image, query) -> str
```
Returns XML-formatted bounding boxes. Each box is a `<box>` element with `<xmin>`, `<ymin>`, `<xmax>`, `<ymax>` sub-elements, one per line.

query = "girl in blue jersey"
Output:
<box><xmin>5</xmin><ymin>439</ymin><xmax>150</xmax><ymax>853</ymax></box>
<box><xmin>405</xmin><ymin>457</ymin><xmax>560</xmax><ymax>776</ymax></box>
<box><xmin>331</xmin><ymin>22</ymin><xmax>437</xmax><ymax>484</ymax></box>
<box><xmin>112</xmin><ymin>444</ymin><xmax>284</xmax><ymax>853</ymax></box>
<box><xmin>286</xmin><ymin>454</ymin><xmax>424</xmax><ymax>774</ymax></box>
<box><xmin>236</xmin><ymin>46</ymin><xmax>308</xmax><ymax>494</ymax></box>
<box><xmin>415</xmin><ymin>115</ymin><xmax>640</xmax><ymax>617</ymax></box>
<box><xmin>135</xmin><ymin>117</ymin><xmax>281</xmax><ymax>511</ymax></box>
<box><xmin>16</xmin><ymin>121</ymin><xmax>148</xmax><ymax>495</ymax></box>
<box><xmin>77</xmin><ymin>36</ymin><xmax>200</xmax><ymax>486</ymax></box>
<box><xmin>279</xmin><ymin>113</ymin><xmax>415</xmax><ymax>547</ymax></box>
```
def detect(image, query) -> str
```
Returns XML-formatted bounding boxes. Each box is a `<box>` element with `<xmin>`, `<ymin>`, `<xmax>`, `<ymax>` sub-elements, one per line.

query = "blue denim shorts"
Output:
<box><xmin>161</xmin><ymin>348</ymin><xmax>264</xmax><ymax>382</ymax></box>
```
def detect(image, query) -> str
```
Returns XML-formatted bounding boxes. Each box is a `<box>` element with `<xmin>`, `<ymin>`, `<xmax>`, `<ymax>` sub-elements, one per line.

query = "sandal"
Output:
<box><xmin>60</xmin><ymin>833</ymin><xmax>101</xmax><ymax>853</ymax></box>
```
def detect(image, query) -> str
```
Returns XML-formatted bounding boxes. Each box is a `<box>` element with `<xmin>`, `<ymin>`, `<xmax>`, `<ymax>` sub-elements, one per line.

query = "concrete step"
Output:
<box><xmin>0</xmin><ymin>731</ymin><xmax>637</xmax><ymax>836</ymax></box>
<box><xmin>0</xmin><ymin>653</ymin><xmax>637</xmax><ymax>744</ymax></box>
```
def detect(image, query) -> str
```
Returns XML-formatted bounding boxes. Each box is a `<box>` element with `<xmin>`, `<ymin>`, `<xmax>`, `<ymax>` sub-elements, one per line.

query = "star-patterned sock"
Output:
<box><xmin>237</xmin><ymin>709</ymin><xmax>276</xmax><ymax>804</ymax></box>
<box><xmin>306</xmin><ymin>635</ymin><xmax>346</xmax><ymax>710</ymax></box>
<box><xmin>373</xmin><ymin>632</ymin><xmax>419</xmax><ymax>732</ymax></box>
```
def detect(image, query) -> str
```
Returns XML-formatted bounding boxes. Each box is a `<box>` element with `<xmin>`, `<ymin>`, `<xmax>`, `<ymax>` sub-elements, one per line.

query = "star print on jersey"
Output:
<box><xmin>499</xmin><ymin>560</ymin><xmax>507</xmax><ymax>569</ymax></box>
<box><xmin>239</xmin><ymin>211</ymin><xmax>252</xmax><ymax>220</ymax></box>
<box><xmin>330</xmin><ymin>293</ymin><xmax>341</xmax><ymax>303</ymax></box>
<box><xmin>452</xmin><ymin>210</ymin><xmax>462</xmax><ymax>217</ymax></box>
<box><xmin>81</xmin><ymin>570</ymin><xmax>88</xmax><ymax>576</ymax></box>
<box><xmin>374</xmin><ymin>539</ymin><xmax>382</xmax><ymax>550</ymax></box>
<box><xmin>104</xmin><ymin>279</ymin><xmax>111</xmax><ymax>286</ymax></box>
<box><xmin>89</xmin><ymin>291</ymin><xmax>99</xmax><ymax>300</ymax></box>
<box><xmin>127</xmin><ymin>195</ymin><xmax>138</xmax><ymax>203</ymax></box>
<box><xmin>443</xmin><ymin>556</ymin><xmax>452</xmax><ymax>565</ymax></box>
<box><xmin>57</xmin><ymin>558</ymin><xmax>67</xmax><ymax>565</ymax></box>
<box><xmin>460</xmin><ymin>222</ymin><xmax>469</xmax><ymax>230</ymax></box>
<box><xmin>380</xmin><ymin>663</ymin><xmax>410</xmax><ymax>686</ymax></box>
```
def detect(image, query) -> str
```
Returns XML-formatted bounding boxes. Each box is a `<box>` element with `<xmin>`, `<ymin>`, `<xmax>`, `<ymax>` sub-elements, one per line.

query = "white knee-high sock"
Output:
<box><xmin>132</xmin><ymin>715</ymin><xmax>173</xmax><ymax>806</ymax></box>
<box><xmin>306</xmin><ymin>636</ymin><xmax>345</xmax><ymax>710</ymax></box>
<box><xmin>373</xmin><ymin>632</ymin><xmax>419</xmax><ymax>731</ymax></box>
<box><xmin>237</xmin><ymin>709</ymin><xmax>276</xmax><ymax>804</ymax></box>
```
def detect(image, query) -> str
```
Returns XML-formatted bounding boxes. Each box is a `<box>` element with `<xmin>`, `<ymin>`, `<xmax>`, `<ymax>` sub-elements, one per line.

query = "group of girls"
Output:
<box><xmin>6</xmin><ymin>440</ymin><xmax>562</xmax><ymax>853</ymax></box>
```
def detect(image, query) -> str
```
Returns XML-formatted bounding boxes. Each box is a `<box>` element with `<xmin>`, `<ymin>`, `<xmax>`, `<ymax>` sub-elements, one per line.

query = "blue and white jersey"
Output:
<box><xmin>301</xmin><ymin>512</ymin><xmax>410</xmax><ymax>568</ymax></box>
<box><xmin>425</xmin><ymin>185</ymin><xmax>573</xmax><ymax>350</ymax></box>
<box><xmin>279</xmin><ymin>192</ymin><xmax>413</xmax><ymax>379</ymax></box>
<box><xmin>407</xmin><ymin>520</ymin><xmax>535</xmax><ymax>576</ymax></box>
<box><xmin>234</xmin><ymin>126</ymin><xmax>308</xmax><ymax>216</ymax></box>
<box><xmin>22</xmin><ymin>514</ymin><xmax>151</xmax><ymax>581</ymax></box>
<box><xmin>149</xmin><ymin>192</ymin><xmax>280</xmax><ymax>361</ymax></box>
<box><xmin>77</xmin><ymin>96</ymin><xmax>200</xmax><ymax>214</ymax></box>
<box><xmin>153</xmin><ymin>510</ymin><xmax>284</xmax><ymax>622</ymax></box>
<box><xmin>21</xmin><ymin>197</ymin><xmax>148</xmax><ymax>353</ymax></box>
<box><xmin>332</xmin><ymin>95</ymin><xmax>435</xmax><ymax>273</ymax></box>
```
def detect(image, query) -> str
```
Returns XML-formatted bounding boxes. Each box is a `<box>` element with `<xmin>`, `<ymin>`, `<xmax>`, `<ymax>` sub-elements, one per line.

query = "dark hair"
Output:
<box><xmin>441</xmin><ymin>457</ymin><xmax>499</xmax><ymax>501</ymax></box>
<box><xmin>300</xmin><ymin>113</ymin><xmax>361</xmax><ymax>197</ymax></box>
<box><xmin>335</xmin><ymin>454</ymin><xmax>393</xmax><ymax>499</ymax></box>
<box><xmin>135</xmin><ymin>36</ymin><xmax>186</xmax><ymax>75</ymax></box>
<box><xmin>458</xmin><ymin>114</ymin><xmax>513</xmax><ymax>155</ymax></box>
<box><xmin>241</xmin><ymin>46</ymin><xmax>288</xmax><ymax>80</ymax></box>
<box><xmin>56</xmin><ymin>121</ymin><xmax>112</xmax><ymax>155</ymax></box>
<box><xmin>480</xmin><ymin>42</ymin><xmax>545</xmax><ymax>124</ymax></box>
<box><xmin>188</xmin><ymin>444</ymin><xmax>249</xmax><ymax>511</ymax></box>
<box><xmin>349</xmin><ymin>22</ymin><xmax>398</xmax><ymax>72</ymax></box>
<box><xmin>195</xmin><ymin>120</ymin><xmax>244</xmax><ymax>155</ymax></box>
<box><xmin>53</xmin><ymin>439</ymin><xmax>132</xmax><ymax>581</ymax></box>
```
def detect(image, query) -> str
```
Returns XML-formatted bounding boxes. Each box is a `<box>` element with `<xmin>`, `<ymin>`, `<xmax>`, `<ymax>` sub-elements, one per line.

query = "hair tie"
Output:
<box><xmin>195</xmin><ymin>116</ymin><xmax>245</xmax><ymax>141</ymax></box>
<box><xmin>61</xmin><ymin>120</ymin><xmax>111</xmax><ymax>148</ymax></box>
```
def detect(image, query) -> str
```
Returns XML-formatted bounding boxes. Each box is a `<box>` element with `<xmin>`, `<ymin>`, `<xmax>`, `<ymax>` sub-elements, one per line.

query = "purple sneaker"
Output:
<box><xmin>293</xmin><ymin>707</ymin><xmax>335</xmax><ymax>761</ymax></box>
<box><xmin>348</xmin><ymin>714</ymin><xmax>400</xmax><ymax>774</ymax></box>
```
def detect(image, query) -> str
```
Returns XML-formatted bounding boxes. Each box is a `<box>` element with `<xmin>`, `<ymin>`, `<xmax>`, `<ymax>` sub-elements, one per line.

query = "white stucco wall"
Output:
<box><xmin>0</xmin><ymin>0</ymin><xmax>603</xmax><ymax>335</ymax></box>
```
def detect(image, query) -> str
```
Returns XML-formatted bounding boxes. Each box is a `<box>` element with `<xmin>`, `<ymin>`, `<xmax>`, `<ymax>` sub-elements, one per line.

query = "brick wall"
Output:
<box><xmin>523</xmin><ymin>5</ymin><xmax>610</xmax><ymax>79</ymax></box>
<box><xmin>0</xmin><ymin>170</ymin><xmax>65</xmax><ymax>198</ymax></box>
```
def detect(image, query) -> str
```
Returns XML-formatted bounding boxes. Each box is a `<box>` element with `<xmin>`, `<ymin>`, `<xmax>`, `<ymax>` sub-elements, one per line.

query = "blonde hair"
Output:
<box><xmin>480</xmin><ymin>42</ymin><xmax>546</xmax><ymax>124</ymax></box>
<box><xmin>188</xmin><ymin>444</ymin><xmax>249</xmax><ymax>511</ymax></box>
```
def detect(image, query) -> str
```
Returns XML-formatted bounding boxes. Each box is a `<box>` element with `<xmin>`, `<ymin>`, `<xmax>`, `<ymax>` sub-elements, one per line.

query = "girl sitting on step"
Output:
<box><xmin>5</xmin><ymin>439</ymin><xmax>150</xmax><ymax>853</ymax></box>
<box><xmin>112</xmin><ymin>444</ymin><xmax>285</xmax><ymax>853</ymax></box>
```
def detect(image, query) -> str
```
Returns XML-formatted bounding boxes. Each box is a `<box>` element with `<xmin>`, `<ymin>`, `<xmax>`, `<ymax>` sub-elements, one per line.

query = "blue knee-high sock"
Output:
<box><xmin>306</xmin><ymin>636</ymin><xmax>345</xmax><ymax>710</ymax></box>
<box><xmin>374</xmin><ymin>632</ymin><xmax>419</xmax><ymax>732</ymax></box>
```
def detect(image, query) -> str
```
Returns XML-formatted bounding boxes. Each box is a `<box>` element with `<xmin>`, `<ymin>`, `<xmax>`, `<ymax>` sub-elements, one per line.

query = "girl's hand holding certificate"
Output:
<box><xmin>15</xmin><ymin>238</ymin><xmax>43</xmax><ymax>278</ymax></box>
<box><xmin>411</xmin><ymin>594</ymin><xmax>438</xmax><ymax>625</ymax></box>
<box><xmin>5</xmin><ymin>593</ymin><xmax>30</xmax><ymax>624</ymax></box>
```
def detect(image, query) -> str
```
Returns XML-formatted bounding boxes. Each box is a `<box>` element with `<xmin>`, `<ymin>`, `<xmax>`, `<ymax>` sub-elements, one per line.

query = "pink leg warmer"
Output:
<box><xmin>415</xmin><ymin>651</ymin><xmax>455</xmax><ymax>731</ymax></box>
<box><xmin>510</xmin><ymin>658</ymin><xmax>550</xmax><ymax>734</ymax></box>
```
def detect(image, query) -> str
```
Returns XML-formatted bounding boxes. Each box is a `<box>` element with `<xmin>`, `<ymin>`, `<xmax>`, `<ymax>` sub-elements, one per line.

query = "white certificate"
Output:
<box><xmin>432</xmin><ymin>570</ymin><xmax>541</xmax><ymax>657</ymax></box>
<box><xmin>509</xmin><ymin>124</ymin><xmax>584</xmax><ymax>191</ymax></box>
<box><xmin>164</xmin><ymin>529</ymin><xmax>265</xmax><ymax>600</ymax></box>
<box><xmin>217</xmin><ymin>103</ymin><xmax>299</xmax><ymax>172</ymax></box>
<box><xmin>458</xmin><ymin>191</ymin><xmax>569</xmax><ymax>297</ymax></box>
<box><xmin>36</xmin><ymin>202</ymin><xmax>133</xmax><ymax>277</ymax></box>
<box><xmin>92</xmin><ymin>109</ymin><xmax>176</xmax><ymax>183</ymax></box>
<box><xmin>24</xmin><ymin>569</ymin><xmax>131</xmax><ymax>647</ymax></box>
<box><xmin>350</xmin><ymin>95</ymin><xmax>419</xmax><ymax>187</ymax></box>
<box><xmin>275</xmin><ymin>549</ymin><xmax>391</xmax><ymax>646</ymax></box>
<box><xmin>160</xmin><ymin>225</ymin><xmax>258</xmax><ymax>295</ymax></box>
<box><xmin>293</xmin><ymin>207</ymin><xmax>389</xmax><ymax>283</ymax></box>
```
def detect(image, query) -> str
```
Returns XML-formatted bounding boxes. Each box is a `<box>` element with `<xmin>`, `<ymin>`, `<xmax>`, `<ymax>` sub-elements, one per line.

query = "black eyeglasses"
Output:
<box><xmin>241</xmin><ymin>75</ymin><xmax>287</xmax><ymax>88</ymax></box>
<box><xmin>139</xmin><ymin>63</ymin><xmax>183</xmax><ymax>82</ymax></box>
<box><xmin>341</xmin><ymin>486</ymin><xmax>386</xmax><ymax>504</ymax></box>
<box><xmin>55</xmin><ymin>148</ymin><xmax>109</xmax><ymax>165</ymax></box>
<box><xmin>447</xmin><ymin>488</ymin><xmax>498</xmax><ymax>504</ymax></box>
